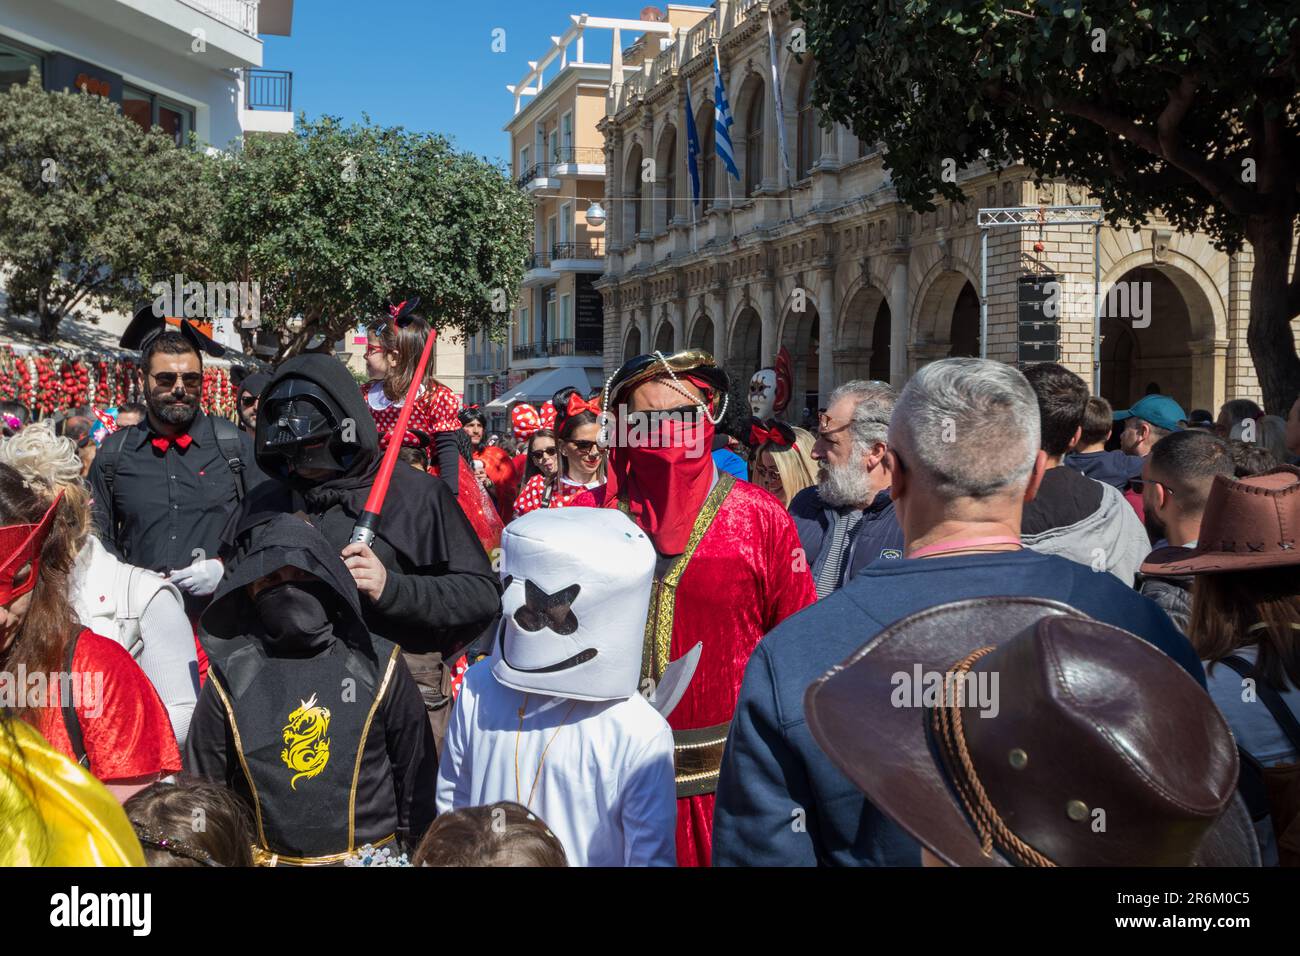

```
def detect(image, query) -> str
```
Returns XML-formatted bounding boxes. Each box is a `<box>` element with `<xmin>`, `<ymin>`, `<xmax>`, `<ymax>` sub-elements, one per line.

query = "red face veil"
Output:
<box><xmin>0</xmin><ymin>491</ymin><xmax>63</xmax><ymax>605</ymax></box>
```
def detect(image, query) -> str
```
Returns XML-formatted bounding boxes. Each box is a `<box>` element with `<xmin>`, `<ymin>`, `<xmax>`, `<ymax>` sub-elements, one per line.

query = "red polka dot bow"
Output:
<box><xmin>512</xmin><ymin>404</ymin><xmax>542</xmax><ymax>442</ymax></box>
<box><xmin>539</xmin><ymin>401</ymin><xmax>557</xmax><ymax>430</ymax></box>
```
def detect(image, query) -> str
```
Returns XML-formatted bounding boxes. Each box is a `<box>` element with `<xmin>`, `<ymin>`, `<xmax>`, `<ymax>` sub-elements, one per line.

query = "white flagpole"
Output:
<box><xmin>766</xmin><ymin>9</ymin><xmax>795</xmax><ymax>219</ymax></box>
<box><xmin>715</xmin><ymin>43</ymin><xmax>738</xmax><ymax>240</ymax></box>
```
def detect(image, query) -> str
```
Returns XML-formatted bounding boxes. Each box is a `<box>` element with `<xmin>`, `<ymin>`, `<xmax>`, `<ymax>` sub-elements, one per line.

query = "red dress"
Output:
<box><xmin>473</xmin><ymin>446</ymin><xmax>519</xmax><ymax>523</ymax></box>
<box><xmin>362</xmin><ymin>380</ymin><xmax>461</xmax><ymax>442</ymax></box>
<box><xmin>432</xmin><ymin>456</ymin><xmax>503</xmax><ymax>555</ymax></box>
<box><xmin>35</xmin><ymin>629</ymin><xmax>183</xmax><ymax>782</ymax></box>
<box><xmin>575</xmin><ymin>479</ymin><xmax>816</xmax><ymax>866</ymax></box>
<box><xmin>512</xmin><ymin>474</ymin><xmax>598</xmax><ymax>518</ymax></box>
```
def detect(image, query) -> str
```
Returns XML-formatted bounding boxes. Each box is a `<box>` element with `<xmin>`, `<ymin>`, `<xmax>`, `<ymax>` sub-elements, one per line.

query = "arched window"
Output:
<box><xmin>661</xmin><ymin>129</ymin><xmax>677</xmax><ymax>229</ymax></box>
<box><xmin>797</xmin><ymin>64</ymin><xmax>819</xmax><ymax>180</ymax></box>
<box><xmin>700</xmin><ymin>102</ymin><xmax>716</xmax><ymax>211</ymax></box>
<box><xmin>626</xmin><ymin>145</ymin><xmax>644</xmax><ymax>237</ymax></box>
<box><xmin>745</xmin><ymin>84</ymin><xmax>764</xmax><ymax>198</ymax></box>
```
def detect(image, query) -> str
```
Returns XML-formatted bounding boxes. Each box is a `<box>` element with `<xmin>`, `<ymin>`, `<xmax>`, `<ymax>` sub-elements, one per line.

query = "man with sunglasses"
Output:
<box><xmin>90</xmin><ymin>312</ymin><xmax>267</xmax><ymax>624</ymax></box>
<box><xmin>235</xmin><ymin>371</ymin><xmax>271</xmax><ymax>436</ymax></box>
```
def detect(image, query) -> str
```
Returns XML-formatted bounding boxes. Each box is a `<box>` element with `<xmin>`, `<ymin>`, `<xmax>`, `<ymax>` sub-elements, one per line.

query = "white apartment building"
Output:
<box><xmin>0</xmin><ymin>0</ymin><xmax>295</xmax><ymax>149</ymax></box>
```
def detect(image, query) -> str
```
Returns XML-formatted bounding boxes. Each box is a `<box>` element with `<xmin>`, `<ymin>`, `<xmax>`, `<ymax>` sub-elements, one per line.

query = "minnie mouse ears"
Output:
<box><xmin>121</xmin><ymin>304</ymin><xmax>226</xmax><ymax>358</ymax></box>
<box><xmin>386</xmin><ymin>296</ymin><xmax>422</xmax><ymax>328</ymax></box>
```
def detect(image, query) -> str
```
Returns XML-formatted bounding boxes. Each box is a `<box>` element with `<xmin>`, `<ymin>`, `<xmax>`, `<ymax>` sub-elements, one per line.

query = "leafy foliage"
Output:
<box><xmin>205</xmin><ymin>115</ymin><xmax>533</xmax><ymax>357</ymax></box>
<box><xmin>0</xmin><ymin>73</ymin><xmax>217</xmax><ymax>340</ymax></box>
<box><xmin>791</xmin><ymin>0</ymin><xmax>1300</xmax><ymax>409</ymax></box>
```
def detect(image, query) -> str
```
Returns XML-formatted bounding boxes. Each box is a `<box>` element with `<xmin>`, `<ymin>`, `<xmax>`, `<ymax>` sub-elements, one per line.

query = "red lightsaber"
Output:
<box><xmin>349</xmin><ymin>300</ymin><xmax>436</xmax><ymax>547</ymax></box>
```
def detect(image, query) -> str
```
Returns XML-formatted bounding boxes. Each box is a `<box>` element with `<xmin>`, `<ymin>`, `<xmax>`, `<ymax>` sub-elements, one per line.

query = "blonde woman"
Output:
<box><xmin>748</xmin><ymin>420</ymin><xmax>817</xmax><ymax>507</ymax></box>
<box><xmin>0</xmin><ymin>423</ymin><xmax>197</xmax><ymax>749</ymax></box>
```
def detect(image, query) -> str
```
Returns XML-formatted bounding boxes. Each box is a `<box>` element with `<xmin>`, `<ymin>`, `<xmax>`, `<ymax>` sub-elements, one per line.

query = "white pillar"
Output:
<box><xmin>888</xmin><ymin>255</ymin><xmax>909</xmax><ymax>386</ymax></box>
<box><xmin>818</xmin><ymin>267</ymin><xmax>836</xmax><ymax>407</ymax></box>
<box><xmin>712</xmin><ymin>286</ymin><xmax>730</xmax><ymax>364</ymax></box>
<box><xmin>761</xmin><ymin>280</ymin><xmax>778</xmax><ymax>365</ymax></box>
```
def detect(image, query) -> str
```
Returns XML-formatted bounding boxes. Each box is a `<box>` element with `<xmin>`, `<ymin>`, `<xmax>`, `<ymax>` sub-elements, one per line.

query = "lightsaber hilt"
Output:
<box><xmin>349</xmin><ymin>510</ymin><xmax>379</xmax><ymax>547</ymax></box>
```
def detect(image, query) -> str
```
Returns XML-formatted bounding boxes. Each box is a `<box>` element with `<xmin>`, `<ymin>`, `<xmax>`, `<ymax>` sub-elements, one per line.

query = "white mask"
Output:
<box><xmin>492</xmin><ymin>508</ymin><xmax>655</xmax><ymax>702</ymax></box>
<box><xmin>750</xmin><ymin>368</ymin><xmax>777</xmax><ymax>418</ymax></box>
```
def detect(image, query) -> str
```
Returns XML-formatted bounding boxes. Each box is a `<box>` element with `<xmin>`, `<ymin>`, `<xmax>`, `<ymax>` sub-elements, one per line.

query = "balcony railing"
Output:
<box><xmin>553</xmin><ymin>146</ymin><xmax>605</xmax><ymax>166</ymax></box>
<box><xmin>513</xmin><ymin>339</ymin><xmax>602</xmax><ymax>361</ymax></box>
<box><xmin>244</xmin><ymin>69</ymin><xmax>292</xmax><ymax>111</ymax></box>
<box><xmin>180</xmin><ymin>0</ymin><xmax>259</xmax><ymax>36</ymax></box>
<box><xmin>524</xmin><ymin>251</ymin><xmax>552</xmax><ymax>270</ymax></box>
<box><xmin>551</xmin><ymin>240</ymin><xmax>605</xmax><ymax>261</ymax></box>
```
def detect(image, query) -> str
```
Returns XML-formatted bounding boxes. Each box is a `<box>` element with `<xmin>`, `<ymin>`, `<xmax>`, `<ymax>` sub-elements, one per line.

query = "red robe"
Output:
<box><xmin>576</xmin><ymin>478</ymin><xmax>816</xmax><ymax>865</ymax></box>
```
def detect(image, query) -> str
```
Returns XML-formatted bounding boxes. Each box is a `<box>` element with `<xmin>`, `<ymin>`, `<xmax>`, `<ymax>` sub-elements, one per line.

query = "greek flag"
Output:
<box><xmin>684</xmin><ymin>84</ymin><xmax>702</xmax><ymax>207</ymax></box>
<box><xmin>713</xmin><ymin>47</ymin><xmax>740</xmax><ymax>182</ymax></box>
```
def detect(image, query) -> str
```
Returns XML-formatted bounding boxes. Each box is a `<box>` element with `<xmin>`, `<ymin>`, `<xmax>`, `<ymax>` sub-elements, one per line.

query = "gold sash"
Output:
<box><xmin>623</xmin><ymin>473</ymin><xmax>736</xmax><ymax>682</ymax></box>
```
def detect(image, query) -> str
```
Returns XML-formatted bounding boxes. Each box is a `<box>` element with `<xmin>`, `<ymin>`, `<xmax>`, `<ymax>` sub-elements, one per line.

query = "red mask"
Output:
<box><xmin>604</xmin><ymin>412</ymin><xmax>715</xmax><ymax>555</ymax></box>
<box><xmin>0</xmin><ymin>491</ymin><xmax>63</xmax><ymax>605</ymax></box>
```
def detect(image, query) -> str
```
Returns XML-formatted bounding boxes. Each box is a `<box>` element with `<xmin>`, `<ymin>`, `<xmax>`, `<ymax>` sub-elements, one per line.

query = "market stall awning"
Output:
<box><xmin>485</xmin><ymin>366</ymin><xmax>606</xmax><ymax>409</ymax></box>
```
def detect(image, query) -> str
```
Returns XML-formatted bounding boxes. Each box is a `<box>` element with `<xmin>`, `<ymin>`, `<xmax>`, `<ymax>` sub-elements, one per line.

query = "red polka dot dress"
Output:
<box><xmin>362</xmin><ymin>380</ymin><xmax>460</xmax><ymax>447</ymax></box>
<box><xmin>512</xmin><ymin>474</ymin><xmax>602</xmax><ymax>519</ymax></box>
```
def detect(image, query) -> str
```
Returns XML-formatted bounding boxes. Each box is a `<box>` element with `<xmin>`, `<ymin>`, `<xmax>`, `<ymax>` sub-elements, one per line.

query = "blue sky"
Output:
<box><xmin>262</xmin><ymin>0</ymin><xmax>672</xmax><ymax>167</ymax></box>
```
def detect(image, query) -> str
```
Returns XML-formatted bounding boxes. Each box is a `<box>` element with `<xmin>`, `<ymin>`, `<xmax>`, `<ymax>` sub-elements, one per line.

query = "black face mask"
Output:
<box><xmin>252</xmin><ymin>579</ymin><xmax>337</xmax><ymax>652</ymax></box>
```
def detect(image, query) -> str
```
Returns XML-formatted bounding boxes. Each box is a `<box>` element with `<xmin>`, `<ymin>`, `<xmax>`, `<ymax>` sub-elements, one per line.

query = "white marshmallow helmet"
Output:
<box><xmin>493</xmin><ymin>508</ymin><xmax>657</xmax><ymax>703</ymax></box>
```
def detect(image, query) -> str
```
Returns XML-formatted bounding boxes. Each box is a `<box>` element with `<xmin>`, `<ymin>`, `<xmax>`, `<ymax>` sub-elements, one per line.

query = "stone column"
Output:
<box><xmin>818</xmin><ymin>263</ymin><xmax>837</xmax><ymax>406</ymax></box>
<box><xmin>761</xmin><ymin>278</ymin><xmax>778</xmax><ymax>366</ymax></box>
<box><xmin>712</xmin><ymin>284</ymin><xmax>730</xmax><ymax>365</ymax></box>
<box><xmin>887</xmin><ymin>253</ymin><xmax>910</xmax><ymax>386</ymax></box>
<box><xmin>1188</xmin><ymin>337</ymin><xmax>1229</xmax><ymax>414</ymax></box>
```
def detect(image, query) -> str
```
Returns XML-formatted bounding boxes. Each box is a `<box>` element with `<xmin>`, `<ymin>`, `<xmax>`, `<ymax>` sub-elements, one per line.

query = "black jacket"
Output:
<box><xmin>187</xmin><ymin>514</ymin><xmax>437</xmax><ymax>856</ymax></box>
<box><xmin>1138</xmin><ymin>572</ymin><xmax>1193</xmax><ymax>635</ymax></box>
<box><xmin>788</xmin><ymin>486</ymin><xmax>904</xmax><ymax>588</ymax></box>
<box><xmin>223</xmin><ymin>354</ymin><xmax>501</xmax><ymax>657</ymax></box>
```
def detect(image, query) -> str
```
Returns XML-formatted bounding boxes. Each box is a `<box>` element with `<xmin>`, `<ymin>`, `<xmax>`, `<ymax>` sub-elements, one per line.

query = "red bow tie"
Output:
<box><xmin>565</xmin><ymin>394</ymin><xmax>602</xmax><ymax>418</ymax></box>
<box><xmin>750</xmin><ymin>422</ymin><xmax>793</xmax><ymax>449</ymax></box>
<box><xmin>151</xmin><ymin>433</ymin><xmax>193</xmax><ymax>453</ymax></box>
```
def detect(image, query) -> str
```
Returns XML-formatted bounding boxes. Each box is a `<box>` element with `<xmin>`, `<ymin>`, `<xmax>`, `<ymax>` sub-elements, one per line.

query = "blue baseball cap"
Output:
<box><xmin>1113</xmin><ymin>395</ymin><xmax>1187</xmax><ymax>432</ymax></box>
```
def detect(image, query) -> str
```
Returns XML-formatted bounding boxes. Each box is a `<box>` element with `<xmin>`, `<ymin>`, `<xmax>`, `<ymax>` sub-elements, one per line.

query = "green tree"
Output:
<box><xmin>0</xmin><ymin>72</ymin><xmax>217</xmax><ymax>341</ymax></box>
<box><xmin>792</xmin><ymin>0</ymin><xmax>1300</xmax><ymax>412</ymax></box>
<box><xmin>206</xmin><ymin>115</ymin><xmax>532</xmax><ymax>359</ymax></box>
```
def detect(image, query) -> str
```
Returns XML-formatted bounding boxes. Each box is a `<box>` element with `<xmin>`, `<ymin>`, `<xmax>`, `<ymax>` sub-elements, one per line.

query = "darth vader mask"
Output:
<box><xmin>258</xmin><ymin>378</ymin><xmax>356</xmax><ymax>479</ymax></box>
<box><xmin>492</xmin><ymin>508</ymin><xmax>655</xmax><ymax>702</ymax></box>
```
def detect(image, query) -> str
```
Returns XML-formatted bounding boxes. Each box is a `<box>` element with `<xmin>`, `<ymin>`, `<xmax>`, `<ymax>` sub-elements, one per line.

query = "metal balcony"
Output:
<box><xmin>244</xmin><ymin>69</ymin><xmax>292</xmax><ymax>111</ymax></box>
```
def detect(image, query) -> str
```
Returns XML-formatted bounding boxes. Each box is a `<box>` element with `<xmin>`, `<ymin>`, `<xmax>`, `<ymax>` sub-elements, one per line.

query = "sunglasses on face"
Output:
<box><xmin>240</xmin><ymin>395</ymin><xmax>258</xmax><ymax>407</ymax></box>
<box><xmin>566</xmin><ymin>439</ymin><xmax>602</xmax><ymax>454</ymax></box>
<box><xmin>622</xmin><ymin>404</ymin><xmax>702</xmax><ymax>431</ymax></box>
<box><xmin>364</xmin><ymin>344</ymin><xmax>386</xmax><ymax>357</ymax></box>
<box><xmin>1130</xmin><ymin>479</ymin><xmax>1173</xmax><ymax>497</ymax></box>
<box><xmin>150</xmin><ymin>372</ymin><xmax>203</xmax><ymax>390</ymax></box>
<box><xmin>530</xmin><ymin>446</ymin><xmax>558</xmax><ymax>460</ymax></box>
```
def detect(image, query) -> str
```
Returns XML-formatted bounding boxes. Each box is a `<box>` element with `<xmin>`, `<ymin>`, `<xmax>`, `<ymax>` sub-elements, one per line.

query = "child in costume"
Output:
<box><xmin>436</xmin><ymin>508</ymin><xmax>698</xmax><ymax>866</ymax></box>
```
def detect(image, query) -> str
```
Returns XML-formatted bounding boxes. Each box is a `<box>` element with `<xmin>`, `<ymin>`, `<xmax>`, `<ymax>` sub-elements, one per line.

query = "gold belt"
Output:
<box><xmin>673</xmin><ymin>722</ymin><xmax>730</xmax><ymax>798</ymax></box>
<box><xmin>250</xmin><ymin>832</ymin><xmax>396</xmax><ymax>867</ymax></box>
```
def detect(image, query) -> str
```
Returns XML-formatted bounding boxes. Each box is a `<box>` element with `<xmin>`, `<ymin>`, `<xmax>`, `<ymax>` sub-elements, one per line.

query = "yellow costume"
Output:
<box><xmin>0</xmin><ymin>718</ymin><xmax>143</xmax><ymax>866</ymax></box>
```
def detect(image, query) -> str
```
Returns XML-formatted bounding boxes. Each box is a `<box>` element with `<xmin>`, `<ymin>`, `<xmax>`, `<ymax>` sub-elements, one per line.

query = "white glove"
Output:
<box><xmin>168</xmin><ymin>558</ymin><xmax>224</xmax><ymax>597</ymax></box>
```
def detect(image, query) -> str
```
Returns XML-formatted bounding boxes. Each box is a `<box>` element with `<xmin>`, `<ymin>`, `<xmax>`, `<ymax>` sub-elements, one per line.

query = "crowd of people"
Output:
<box><xmin>2</xmin><ymin>300</ymin><xmax>1299</xmax><ymax>870</ymax></box>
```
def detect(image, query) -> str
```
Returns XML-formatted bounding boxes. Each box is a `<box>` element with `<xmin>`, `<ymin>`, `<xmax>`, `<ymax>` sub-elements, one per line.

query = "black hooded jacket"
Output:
<box><xmin>222</xmin><ymin>354</ymin><xmax>501</xmax><ymax>657</ymax></box>
<box><xmin>186</xmin><ymin>514</ymin><xmax>437</xmax><ymax>856</ymax></box>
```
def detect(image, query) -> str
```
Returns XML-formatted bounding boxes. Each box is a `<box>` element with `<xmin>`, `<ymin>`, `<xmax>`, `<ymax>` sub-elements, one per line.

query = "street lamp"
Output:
<box><xmin>584</xmin><ymin>201</ymin><xmax>606</xmax><ymax>228</ymax></box>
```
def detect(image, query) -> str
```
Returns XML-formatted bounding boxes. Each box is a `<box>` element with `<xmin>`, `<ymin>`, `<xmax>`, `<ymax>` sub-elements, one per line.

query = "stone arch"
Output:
<box><xmin>910</xmin><ymin>258</ymin><xmax>983</xmax><ymax>346</ymax></box>
<box><xmin>653</xmin><ymin>316</ymin><xmax>675</xmax><ymax>354</ymax></box>
<box><xmin>652</xmin><ymin>123</ymin><xmax>678</xmax><ymax>234</ymax></box>
<box><xmin>622</xmin><ymin>143</ymin><xmax>645</xmax><ymax>240</ymax></box>
<box><xmin>837</xmin><ymin>281</ymin><xmax>890</xmax><ymax>383</ymax></box>
<box><xmin>688</xmin><ymin>311</ymin><xmax>714</xmax><ymax>351</ymax></box>
<box><xmin>1100</xmin><ymin>248</ymin><xmax>1226</xmax><ymax>344</ymax></box>
<box><xmin>728</xmin><ymin>304</ymin><xmax>763</xmax><ymax>386</ymax></box>
<box><xmin>623</xmin><ymin>323</ymin><xmax>642</xmax><ymax>364</ymax></box>
<box><xmin>778</xmin><ymin>288</ymin><xmax>822</xmax><ymax>416</ymax></box>
<box><xmin>735</xmin><ymin>71</ymin><xmax>766</xmax><ymax>198</ymax></box>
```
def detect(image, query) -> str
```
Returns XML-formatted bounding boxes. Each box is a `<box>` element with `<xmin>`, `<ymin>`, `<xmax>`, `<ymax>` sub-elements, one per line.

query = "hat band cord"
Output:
<box><xmin>931</xmin><ymin>646</ymin><xmax>1057</xmax><ymax>868</ymax></box>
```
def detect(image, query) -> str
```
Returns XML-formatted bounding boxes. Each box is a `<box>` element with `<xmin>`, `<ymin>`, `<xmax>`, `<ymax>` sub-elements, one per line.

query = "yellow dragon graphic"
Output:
<box><xmin>281</xmin><ymin>693</ymin><xmax>331</xmax><ymax>790</ymax></box>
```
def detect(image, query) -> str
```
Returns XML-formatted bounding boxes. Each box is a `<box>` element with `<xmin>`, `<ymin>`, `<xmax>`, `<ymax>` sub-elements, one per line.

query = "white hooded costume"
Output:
<box><xmin>436</xmin><ymin>508</ymin><xmax>698</xmax><ymax>866</ymax></box>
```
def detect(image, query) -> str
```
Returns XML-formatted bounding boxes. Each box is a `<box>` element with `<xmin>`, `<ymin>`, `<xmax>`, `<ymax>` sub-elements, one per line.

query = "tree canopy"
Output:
<box><xmin>792</xmin><ymin>0</ymin><xmax>1300</xmax><ymax>411</ymax></box>
<box><xmin>0</xmin><ymin>72</ymin><xmax>216</xmax><ymax>340</ymax></box>
<box><xmin>205</xmin><ymin>115</ymin><xmax>533</xmax><ymax>358</ymax></box>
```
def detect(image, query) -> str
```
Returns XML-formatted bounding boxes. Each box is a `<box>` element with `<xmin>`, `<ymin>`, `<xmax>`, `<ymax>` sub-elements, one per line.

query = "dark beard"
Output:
<box><xmin>149</xmin><ymin>392</ymin><xmax>199</xmax><ymax>426</ymax></box>
<box><xmin>1143</xmin><ymin>508</ymin><xmax>1166</xmax><ymax>543</ymax></box>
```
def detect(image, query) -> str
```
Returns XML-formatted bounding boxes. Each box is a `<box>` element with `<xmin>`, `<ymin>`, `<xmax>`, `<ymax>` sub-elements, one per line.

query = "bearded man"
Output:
<box><xmin>90</xmin><ymin>309</ymin><xmax>268</xmax><ymax>618</ymax></box>
<box><xmin>788</xmin><ymin>380</ymin><xmax>904</xmax><ymax>597</ymax></box>
<box><xmin>573</xmin><ymin>349</ymin><xmax>816</xmax><ymax>866</ymax></box>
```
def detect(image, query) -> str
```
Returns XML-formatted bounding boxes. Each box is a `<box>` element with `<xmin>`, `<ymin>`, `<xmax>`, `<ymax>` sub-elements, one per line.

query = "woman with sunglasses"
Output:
<box><xmin>512</xmin><ymin>389</ymin><xmax>606</xmax><ymax>518</ymax></box>
<box><xmin>511</xmin><ymin>429</ymin><xmax>561</xmax><ymax>518</ymax></box>
<box><xmin>0</xmin><ymin>462</ymin><xmax>181</xmax><ymax>804</ymax></box>
<box><xmin>748</xmin><ymin>420</ymin><xmax>818</xmax><ymax>507</ymax></box>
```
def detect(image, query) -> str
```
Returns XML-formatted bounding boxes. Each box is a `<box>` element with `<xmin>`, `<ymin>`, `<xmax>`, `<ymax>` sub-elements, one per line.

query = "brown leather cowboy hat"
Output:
<box><xmin>804</xmin><ymin>597</ymin><xmax>1259</xmax><ymax>867</ymax></box>
<box><xmin>1141</xmin><ymin>466</ymin><xmax>1300</xmax><ymax>575</ymax></box>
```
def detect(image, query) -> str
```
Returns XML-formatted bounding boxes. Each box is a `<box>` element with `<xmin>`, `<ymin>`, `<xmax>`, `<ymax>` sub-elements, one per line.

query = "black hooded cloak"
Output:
<box><xmin>222</xmin><ymin>354</ymin><xmax>501</xmax><ymax>658</ymax></box>
<box><xmin>186</xmin><ymin>514</ymin><xmax>437</xmax><ymax>859</ymax></box>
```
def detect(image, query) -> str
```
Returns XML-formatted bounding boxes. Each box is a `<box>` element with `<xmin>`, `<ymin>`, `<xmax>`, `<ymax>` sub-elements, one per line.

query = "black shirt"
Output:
<box><xmin>1020</xmin><ymin>464</ymin><xmax>1105</xmax><ymax>536</ymax></box>
<box><xmin>88</xmin><ymin>412</ymin><xmax>266</xmax><ymax>575</ymax></box>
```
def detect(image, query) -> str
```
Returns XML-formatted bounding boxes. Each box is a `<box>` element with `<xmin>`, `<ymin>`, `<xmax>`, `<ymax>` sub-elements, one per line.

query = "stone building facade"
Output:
<box><xmin>595</xmin><ymin>0</ymin><xmax>1281</xmax><ymax>418</ymax></box>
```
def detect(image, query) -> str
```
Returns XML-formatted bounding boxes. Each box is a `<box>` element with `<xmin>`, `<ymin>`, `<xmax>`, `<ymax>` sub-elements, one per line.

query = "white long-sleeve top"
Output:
<box><xmin>71</xmin><ymin>536</ymin><xmax>199</xmax><ymax>747</ymax></box>
<box><xmin>437</xmin><ymin>662</ymin><xmax>677</xmax><ymax>867</ymax></box>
